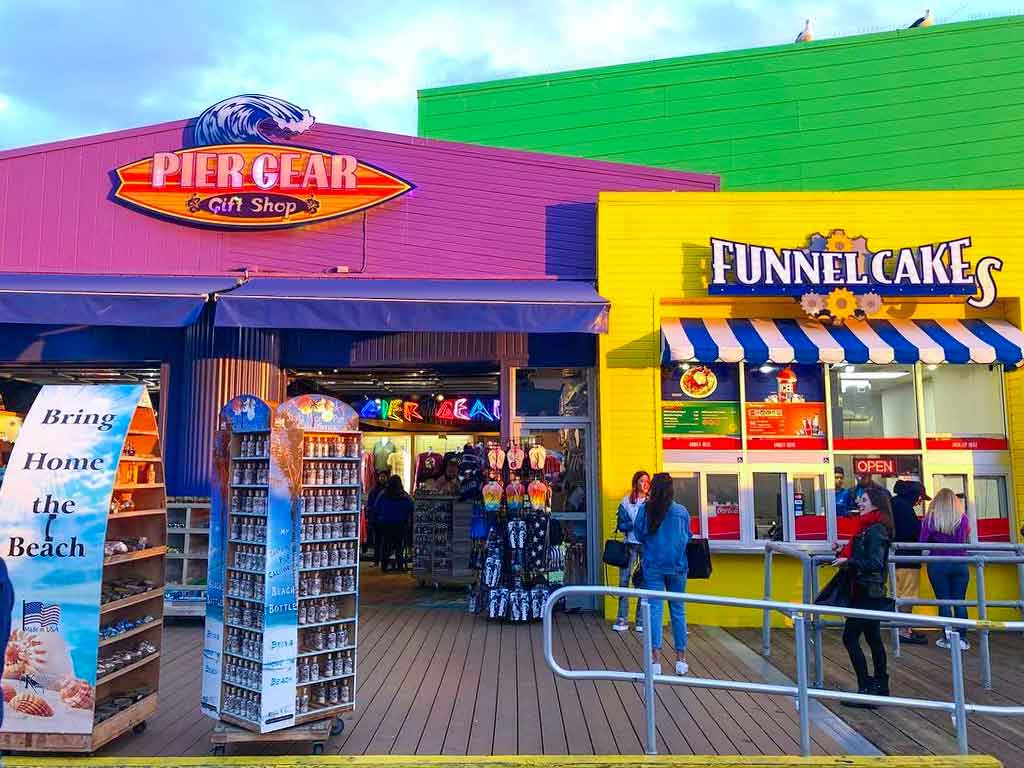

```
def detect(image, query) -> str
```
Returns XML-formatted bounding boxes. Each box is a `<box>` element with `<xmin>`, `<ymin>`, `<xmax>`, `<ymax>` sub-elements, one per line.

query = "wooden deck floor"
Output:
<box><xmin>729</xmin><ymin>627</ymin><xmax>1024</xmax><ymax>767</ymax></box>
<box><xmin>98</xmin><ymin>572</ymin><xmax>856</xmax><ymax>758</ymax></box>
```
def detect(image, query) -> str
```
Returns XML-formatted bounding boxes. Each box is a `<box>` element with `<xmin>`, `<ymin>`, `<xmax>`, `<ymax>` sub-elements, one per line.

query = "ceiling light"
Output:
<box><xmin>844</xmin><ymin>365</ymin><xmax>855</xmax><ymax>373</ymax></box>
<box><xmin>759</xmin><ymin>365</ymin><xmax>774</xmax><ymax>374</ymax></box>
<box><xmin>840</xmin><ymin>372</ymin><xmax>910</xmax><ymax>381</ymax></box>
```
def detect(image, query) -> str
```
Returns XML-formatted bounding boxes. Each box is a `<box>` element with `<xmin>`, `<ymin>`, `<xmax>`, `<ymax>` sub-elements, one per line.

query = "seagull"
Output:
<box><xmin>795</xmin><ymin>19</ymin><xmax>814</xmax><ymax>42</ymax></box>
<box><xmin>910</xmin><ymin>9</ymin><xmax>934</xmax><ymax>28</ymax></box>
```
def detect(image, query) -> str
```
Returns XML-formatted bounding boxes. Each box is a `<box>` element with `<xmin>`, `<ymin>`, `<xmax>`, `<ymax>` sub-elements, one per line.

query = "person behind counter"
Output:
<box><xmin>431</xmin><ymin>459</ymin><xmax>461</xmax><ymax>495</ymax></box>
<box><xmin>366</xmin><ymin>470</ymin><xmax>390</xmax><ymax>568</ymax></box>
<box><xmin>376</xmin><ymin>475</ymin><xmax>413</xmax><ymax>572</ymax></box>
<box><xmin>834</xmin><ymin>467</ymin><xmax>855</xmax><ymax>517</ymax></box>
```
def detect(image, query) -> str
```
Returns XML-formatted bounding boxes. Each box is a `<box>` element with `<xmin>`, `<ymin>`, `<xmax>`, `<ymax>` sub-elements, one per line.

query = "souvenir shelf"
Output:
<box><xmin>203</xmin><ymin>394</ymin><xmax>361</xmax><ymax>735</ymax></box>
<box><xmin>412</xmin><ymin>495</ymin><xmax>475</xmax><ymax>587</ymax></box>
<box><xmin>0</xmin><ymin>394</ymin><xmax>166</xmax><ymax>753</ymax></box>
<box><xmin>165</xmin><ymin>498</ymin><xmax>211</xmax><ymax>617</ymax></box>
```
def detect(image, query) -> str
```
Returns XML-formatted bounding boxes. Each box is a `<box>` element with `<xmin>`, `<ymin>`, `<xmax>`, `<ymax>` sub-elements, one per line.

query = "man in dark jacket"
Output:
<box><xmin>891</xmin><ymin>480</ymin><xmax>929</xmax><ymax>644</ymax></box>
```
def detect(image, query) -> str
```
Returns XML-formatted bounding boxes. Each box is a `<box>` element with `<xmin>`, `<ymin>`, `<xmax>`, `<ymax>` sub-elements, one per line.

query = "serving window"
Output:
<box><xmin>923</xmin><ymin>364</ymin><xmax>1007</xmax><ymax>448</ymax></box>
<box><xmin>830</xmin><ymin>364</ymin><xmax>919</xmax><ymax>449</ymax></box>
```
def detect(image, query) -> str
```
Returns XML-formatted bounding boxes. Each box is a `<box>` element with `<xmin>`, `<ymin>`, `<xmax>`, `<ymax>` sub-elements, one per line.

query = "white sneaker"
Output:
<box><xmin>936</xmin><ymin>637</ymin><xmax>950</xmax><ymax>649</ymax></box>
<box><xmin>960</xmin><ymin>638</ymin><xmax>971</xmax><ymax>651</ymax></box>
<box><xmin>612</xmin><ymin>619</ymin><xmax>628</xmax><ymax>632</ymax></box>
<box><xmin>675</xmin><ymin>660</ymin><xmax>689</xmax><ymax>676</ymax></box>
<box><xmin>634</xmin><ymin>624</ymin><xmax>644</xmax><ymax>633</ymax></box>
<box><xmin>651</xmin><ymin>663</ymin><xmax>662</xmax><ymax>675</ymax></box>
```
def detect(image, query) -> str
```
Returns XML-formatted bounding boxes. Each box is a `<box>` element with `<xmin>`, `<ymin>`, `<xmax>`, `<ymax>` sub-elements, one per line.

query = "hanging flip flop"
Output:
<box><xmin>507</xmin><ymin>441</ymin><xmax>525</xmax><ymax>471</ymax></box>
<box><xmin>487</xmin><ymin>442</ymin><xmax>506</xmax><ymax>471</ymax></box>
<box><xmin>529</xmin><ymin>441</ymin><xmax>547</xmax><ymax>471</ymax></box>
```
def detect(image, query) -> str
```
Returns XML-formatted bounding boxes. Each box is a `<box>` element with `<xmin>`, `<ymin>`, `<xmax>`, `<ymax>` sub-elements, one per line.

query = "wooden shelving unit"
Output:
<box><xmin>165</xmin><ymin>498</ymin><xmax>210</xmax><ymax>617</ymax></box>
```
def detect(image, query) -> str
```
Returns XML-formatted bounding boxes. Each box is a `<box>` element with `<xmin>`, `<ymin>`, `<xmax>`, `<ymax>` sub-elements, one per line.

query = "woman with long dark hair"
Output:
<box><xmin>613</xmin><ymin>470</ymin><xmax>650</xmax><ymax>632</ymax></box>
<box><xmin>833</xmin><ymin>486</ymin><xmax>894</xmax><ymax>705</ymax></box>
<box><xmin>376</xmin><ymin>474</ymin><xmax>414</xmax><ymax>572</ymax></box>
<box><xmin>634</xmin><ymin>472</ymin><xmax>691</xmax><ymax>676</ymax></box>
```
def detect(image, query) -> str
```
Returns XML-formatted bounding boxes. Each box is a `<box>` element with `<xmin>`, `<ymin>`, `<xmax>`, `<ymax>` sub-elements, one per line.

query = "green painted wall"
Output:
<box><xmin>419</xmin><ymin>16</ymin><xmax>1024</xmax><ymax>190</ymax></box>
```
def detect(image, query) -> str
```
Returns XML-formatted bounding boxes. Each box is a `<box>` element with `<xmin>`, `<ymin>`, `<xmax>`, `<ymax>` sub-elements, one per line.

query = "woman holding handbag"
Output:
<box><xmin>832</xmin><ymin>486</ymin><xmax>894</xmax><ymax>706</ymax></box>
<box><xmin>613</xmin><ymin>470</ymin><xmax>650</xmax><ymax>632</ymax></box>
<box><xmin>634</xmin><ymin>472</ymin><xmax>691</xmax><ymax>676</ymax></box>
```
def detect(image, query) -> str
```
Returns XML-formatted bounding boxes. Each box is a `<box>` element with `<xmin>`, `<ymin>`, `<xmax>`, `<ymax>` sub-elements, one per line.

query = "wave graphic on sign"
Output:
<box><xmin>192</xmin><ymin>95</ymin><xmax>316</xmax><ymax>146</ymax></box>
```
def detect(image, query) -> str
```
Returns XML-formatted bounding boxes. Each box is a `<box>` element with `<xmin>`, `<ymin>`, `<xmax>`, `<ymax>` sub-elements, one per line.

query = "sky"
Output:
<box><xmin>1</xmin><ymin>1</ymin><xmax>1022</xmax><ymax>150</ymax></box>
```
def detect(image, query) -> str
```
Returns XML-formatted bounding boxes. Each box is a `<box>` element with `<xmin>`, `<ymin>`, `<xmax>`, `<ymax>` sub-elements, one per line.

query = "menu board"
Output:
<box><xmin>744</xmin><ymin>364</ymin><xmax>827</xmax><ymax>450</ymax></box>
<box><xmin>0</xmin><ymin>385</ymin><xmax>142</xmax><ymax>735</ymax></box>
<box><xmin>661</xmin><ymin>364</ymin><xmax>741</xmax><ymax>450</ymax></box>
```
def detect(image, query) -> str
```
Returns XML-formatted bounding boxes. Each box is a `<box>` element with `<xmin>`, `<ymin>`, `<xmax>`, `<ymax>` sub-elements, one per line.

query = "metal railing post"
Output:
<box><xmin>949</xmin><ymin>629</ymin><xmax>969</xmax><ymax>755</ymax></box>
<box><xmin>975</xmin><ymin>560</ymin><xmax>992</xmax><ymax>690</ymax></box>
<box><xmin>809</xmin><ymin>558</ymin><xmax>824</xmax><ymax>687</ymax></box>
<box><xmin>888</xmin><ymin>556</ymin><xmax>901</xmax><ymax>657</ymax></box>
<box><xmin>793</xmin><ymin>613</ymin><xmax>812</xmax><ymax>757</ymax></box>
<box><xmin>762</xmin><ymin>548</ymin><xmax>774</xmax><ymax>657</ymax></box>
<box><xmin>640</xmin><ymin>598</ymin><xmax>657</xmax><ymax>756</ymax></box>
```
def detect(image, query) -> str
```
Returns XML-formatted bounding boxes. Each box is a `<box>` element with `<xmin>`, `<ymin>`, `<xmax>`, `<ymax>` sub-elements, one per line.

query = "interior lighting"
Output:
<box><xmin>840</xmin><ymin>371</ymin><xmax>910</xmax><ymax>381</ymax></box>
<box><xmin>759</xmin><ymin>365</ymin><xmax>775</xmax><ymax>374</ymax></box>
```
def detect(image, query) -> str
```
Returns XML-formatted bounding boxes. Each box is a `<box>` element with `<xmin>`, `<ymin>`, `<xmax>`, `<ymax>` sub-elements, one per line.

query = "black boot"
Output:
<box><xmin>870</xmin><ymin>674</ymin><xmax>890</xmax><ymax>697</ymax></box>
<box><xmin>841</xmin><ymin>675</ymin><xmax>877</xmax><ymax>709</ymax></box>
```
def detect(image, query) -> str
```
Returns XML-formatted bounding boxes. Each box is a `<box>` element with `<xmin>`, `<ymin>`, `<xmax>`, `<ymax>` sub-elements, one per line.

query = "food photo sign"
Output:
<box><xmin>744</xmin><ymin>364</ymin><xmax>827</xmax><ymax>451</ymax></box>
<box><xmin>660</xmin><ymin>363</ymin><xmax>742</xmax><ymax>452</ymax></box>
<box><xmin>0</xmin><ymin>385</ymin><xmax>143</xmax><ymax>734</ymax></box>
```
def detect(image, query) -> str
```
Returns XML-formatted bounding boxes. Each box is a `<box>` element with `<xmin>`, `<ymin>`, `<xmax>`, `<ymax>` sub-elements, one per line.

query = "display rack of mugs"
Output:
<box><xmin>202</xmin><ymin>394</ymin><xmax>361</xmax><ymax>734</ymax></box>
<box><xmin>165</xmin><ymin>498</ymin><xmax>211</xmax><ymax>617</ymax></box>
<box><xmin>0</xmin><ymin>385</ymin><xmax>166</xmax><ymax>753</ymax></box>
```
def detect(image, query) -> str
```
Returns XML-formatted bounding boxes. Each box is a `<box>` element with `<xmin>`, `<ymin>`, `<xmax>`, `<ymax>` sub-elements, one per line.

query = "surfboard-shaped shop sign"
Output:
<box><xmin>111</xmin><ymin>94</ymin><xmax>413</xmax><ymax>229</ymax></box>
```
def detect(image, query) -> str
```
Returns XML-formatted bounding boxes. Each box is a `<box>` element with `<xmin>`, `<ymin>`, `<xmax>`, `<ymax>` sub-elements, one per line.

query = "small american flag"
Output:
<box><xmin>23</xmin><ymin>601</ymin><xmax>60</xmax><ymax>630</ymax></box>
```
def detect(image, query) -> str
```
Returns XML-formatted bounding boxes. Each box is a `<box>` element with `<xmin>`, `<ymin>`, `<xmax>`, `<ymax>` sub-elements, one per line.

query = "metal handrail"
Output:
<box><xmin>763</xmin><ymin>540</ymin><xmax>1024</xmax><ymax>690</ymax></box>
<box><xmin>542</xmin><ymin>584</ymin><xmax>1024</xmax><ymax>757</ymax></box>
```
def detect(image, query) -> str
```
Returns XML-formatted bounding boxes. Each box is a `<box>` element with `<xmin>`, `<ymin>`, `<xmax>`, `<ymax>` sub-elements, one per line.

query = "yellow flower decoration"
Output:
<box><xmin>826</xmin><ymin>288</ymin><xmax>857</xmax><ymax>321</ymax></box>
<box><xmin>826</xmin><ymin>229</ymin><xmax>855</xmax><ymax>252</ymax></box>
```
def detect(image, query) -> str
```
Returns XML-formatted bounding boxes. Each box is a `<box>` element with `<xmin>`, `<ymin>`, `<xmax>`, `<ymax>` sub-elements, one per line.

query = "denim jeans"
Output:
<box><xmin>616</xmin><ymin>543</ymin><xmax>643</xmax><ymax>625</ymax></box>
<box><xmin>643</xmin><ymin>569</ymin><xmax>688</xmax><ymax>652</ymax></box>
<box><xmin>927</xmin><ymin>561</ymin><xmax>970</xmax><ymax>622</ymax></box>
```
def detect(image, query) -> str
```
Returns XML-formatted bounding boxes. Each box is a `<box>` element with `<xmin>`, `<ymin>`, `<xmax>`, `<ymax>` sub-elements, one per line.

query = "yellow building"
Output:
<box><xmin>597</xmin><ymin>191</ymin><xmax>1024</xmax><ymax>626</ymax></box>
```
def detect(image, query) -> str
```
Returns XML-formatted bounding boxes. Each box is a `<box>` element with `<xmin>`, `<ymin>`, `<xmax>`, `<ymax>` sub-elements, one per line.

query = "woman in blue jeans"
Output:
<box><xmin>634</xmin><ymin>472</ymin><xmax>690</xmax><ymax>676</ymax></box>
<box><xmin>920</xmin><ymin>488</ymin><xmax>972</xmax><ymax>650</ymax></box>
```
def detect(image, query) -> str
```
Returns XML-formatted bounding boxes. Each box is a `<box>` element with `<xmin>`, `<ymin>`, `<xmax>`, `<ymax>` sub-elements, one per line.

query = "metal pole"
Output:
<box><xmin>888</xmin><ymin>557</ymin><xmax>901</xmax><ymax>658</ymax></box>
<box><xmin>949</xmin><ymin>629</ymin><xmax>969</xmax><ymax>755</ymax></box>
<box><xmin>975</xmin><ymin>561</ymin><xmax>992</xmax><ymax>690</ymax></box>
<box><xmin>640</xmin><ymin>598</ymin><xmax>657</xmax><ymax>756</ymax></box>
<box><xmin>762</xmin><ymin>549</ymin><xmax>773</xmax><ymax>657</ymax></box>
<box><xmin>810</xmin><ymin>559</ymin><xmax>824</xmax><ymax>687</ymax></box>
<box><xmin>793</xmin><ymin>613</ymin><xmax>812</xmax><ymax>757</ymax></box>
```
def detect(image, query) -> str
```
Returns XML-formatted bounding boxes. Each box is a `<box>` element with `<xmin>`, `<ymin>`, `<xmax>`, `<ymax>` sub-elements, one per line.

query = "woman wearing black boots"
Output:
<box><xmin>832</xmin><ymin>486</ymin><xmax>893</xmax><ymax>706</ymax></box>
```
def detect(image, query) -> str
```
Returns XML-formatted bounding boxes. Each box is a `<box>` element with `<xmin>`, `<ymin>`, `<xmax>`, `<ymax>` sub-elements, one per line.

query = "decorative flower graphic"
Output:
<box><xmin>304</xmin><ymin>196</ymin><xmax>320</xmax><ymax>214</ymax></box>
<box><xmin>826</xmin><ymin>229</ymin><xmax>855</xmax><ymax>252</ymax></box>
<box><xmin>800</xmin><ymin>292</ymin><xmax>826</xmax><ymax>316</ymax></box>
<box><xmin>826</xmin><ymin>288</ymin><xmax>857</xmax><ymax>321</ymax></box>
<box><xmin>186</xmin><ymin>194</ymin><xmax>202</xmax><ymax>213</ymax></box>
<box><xmin>857</xmin><ymin>291</ymin><xmax>883</xmax><ymax>316</ymax></box>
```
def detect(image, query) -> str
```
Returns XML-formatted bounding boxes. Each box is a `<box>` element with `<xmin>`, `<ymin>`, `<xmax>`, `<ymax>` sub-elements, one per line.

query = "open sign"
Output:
<box><xmin>853</xmin><ymin>457</ymin><xmax>896</xmax><ymax>476</ymax></box>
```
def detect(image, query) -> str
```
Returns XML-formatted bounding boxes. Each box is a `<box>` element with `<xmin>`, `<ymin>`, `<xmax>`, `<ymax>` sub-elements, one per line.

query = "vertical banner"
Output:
<box><xmin>202</xmin><ymin>396</ymin><xmax>271</xmax><ymax>719</ymax></box>
<box><xmin>0</xmin><ymin>385</ymin><xmax>141</xmax><ymax>735</ymax></box>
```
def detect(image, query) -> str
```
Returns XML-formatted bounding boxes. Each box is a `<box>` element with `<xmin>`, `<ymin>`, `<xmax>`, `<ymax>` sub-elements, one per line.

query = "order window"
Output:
<box><xmin>829</xmin><ymin>364</ymin><xmax>918</xmax><ymax>446</ymax></box>
<box><xmin>923</xmin><ymin>364</ymin><xmax>1006</xmax><ymax>439</ymax></box>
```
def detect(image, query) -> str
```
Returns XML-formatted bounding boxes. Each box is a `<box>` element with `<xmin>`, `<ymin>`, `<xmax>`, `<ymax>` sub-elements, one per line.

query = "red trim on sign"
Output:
<box><xmin>925</xmin><ymin>437</ymin><xmax>1009</xmax><ymax>451</ymax></box>
<box><xmin>746</xmin><ymin>437</ymin><xmax>828</xmax><ymax>451</ymax></box>
<box><xmin>833</xmin><ymin>438</ymin><xmax>922</xmax><ymax>450</ymax></box>
<box><xmin>663</xmin><ymin>436</ymin><xmax>742</xmax><ymax>450</ymax></box>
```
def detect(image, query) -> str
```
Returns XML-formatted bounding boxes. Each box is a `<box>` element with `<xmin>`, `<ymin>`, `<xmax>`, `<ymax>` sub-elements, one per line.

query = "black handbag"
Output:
<box><xmin>815</xmin><ymin>570</ymin><xmax>852</xmax><ymax>608</ymax></box>
<box><xmin>686</xmin><ymin>537</ymin><xmax>712</xmax><ymax>579</ymax></box>
<box><xmin>602</xmin><ymin>536</ymin><xmax>629</xmax><ymax>568</ymax></box>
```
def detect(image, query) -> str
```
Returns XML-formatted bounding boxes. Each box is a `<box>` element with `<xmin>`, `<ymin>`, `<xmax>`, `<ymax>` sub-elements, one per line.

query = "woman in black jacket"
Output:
<box><xmin>832</xmin><ymin>486</ymin><xmax>893</xmax><ymax>706</ymax></box>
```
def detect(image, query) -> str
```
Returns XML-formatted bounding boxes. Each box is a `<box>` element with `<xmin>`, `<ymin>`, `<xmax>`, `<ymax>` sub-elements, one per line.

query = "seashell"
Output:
<box><xmin>11</xmin><ymin>692</ymin><xmax>54</xmax><ymax>717</ymax></box>
<box><xmin>4</xmin><ymin>630</ymin><xmax>47</xmax><ymax>679</ymax></box>
<box><xmin>2</xmin><ymin>683</ymin><xmax>15</xmax><ymax>702</ymax></box>
<box><xmin>59</xmin><ymin>678</ymin><xmax>94</xmax><ymax>709</ymax></box>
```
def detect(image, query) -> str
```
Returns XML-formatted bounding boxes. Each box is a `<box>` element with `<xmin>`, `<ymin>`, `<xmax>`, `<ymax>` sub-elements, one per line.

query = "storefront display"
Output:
<box><xmin>597</xmin><ymin>190</ymin><xmax>1024</xmax><ymax>623</ymax></box>
<box><xmin>0</xmin><ymin>384</ymin><xmax>166</xmax><ymax>752</ymax></box>
<box><xmin>202</xmin><ymin>394</ymin><xmax>361</xmax><ymax>734</ymax></box>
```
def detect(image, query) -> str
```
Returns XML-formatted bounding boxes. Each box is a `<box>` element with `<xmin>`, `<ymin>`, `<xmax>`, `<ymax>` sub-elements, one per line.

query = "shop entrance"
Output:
<box><xmin>287</xmin><ymin>365</ymin><xmax>500</xmax><ymax>605</ymax></box>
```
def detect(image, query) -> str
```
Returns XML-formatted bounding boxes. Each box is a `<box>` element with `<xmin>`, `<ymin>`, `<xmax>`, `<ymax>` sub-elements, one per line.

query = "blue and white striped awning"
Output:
<box><xmin>661</xmin><ymin>318</ymin><xmax>1024</xmax><ymax>366</ymax></box>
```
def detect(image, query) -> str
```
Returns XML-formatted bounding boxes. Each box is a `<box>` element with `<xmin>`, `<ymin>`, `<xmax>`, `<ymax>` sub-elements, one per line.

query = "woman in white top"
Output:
<box><xmin>613</xmin><ymin>470</ymin><xmax>650</xmax><ymax>632</ymax></box>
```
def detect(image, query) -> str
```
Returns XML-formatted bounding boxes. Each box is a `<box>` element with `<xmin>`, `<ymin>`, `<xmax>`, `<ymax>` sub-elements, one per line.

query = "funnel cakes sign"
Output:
<box><xmin>112</xmin><ymin>95</ymin><xmax>413</xmax><ymax>229</ymax></box>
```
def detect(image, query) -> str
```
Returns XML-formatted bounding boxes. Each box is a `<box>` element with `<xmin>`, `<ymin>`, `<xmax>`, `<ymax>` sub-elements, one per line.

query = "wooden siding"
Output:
<box><xmin>0</xmin><ymin>124</ymin><xmax>714</xmax><ymax>279</ymax></box>
<box><xmin>418</xmin><ymin>15</ymin><xmax>1024</xmax><ymax>192</ymax></box>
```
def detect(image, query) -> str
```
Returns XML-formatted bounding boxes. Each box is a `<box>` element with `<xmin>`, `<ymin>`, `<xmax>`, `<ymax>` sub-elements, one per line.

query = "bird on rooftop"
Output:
<box><xmin>910</xmin><ymin>9</ymin><xmax>934</xmax><ymax>28</ymax></box>
<box><xmin>795</xmin><ymin>19</ymin><xmax>814</xmax><ymax>42</ymax></box>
